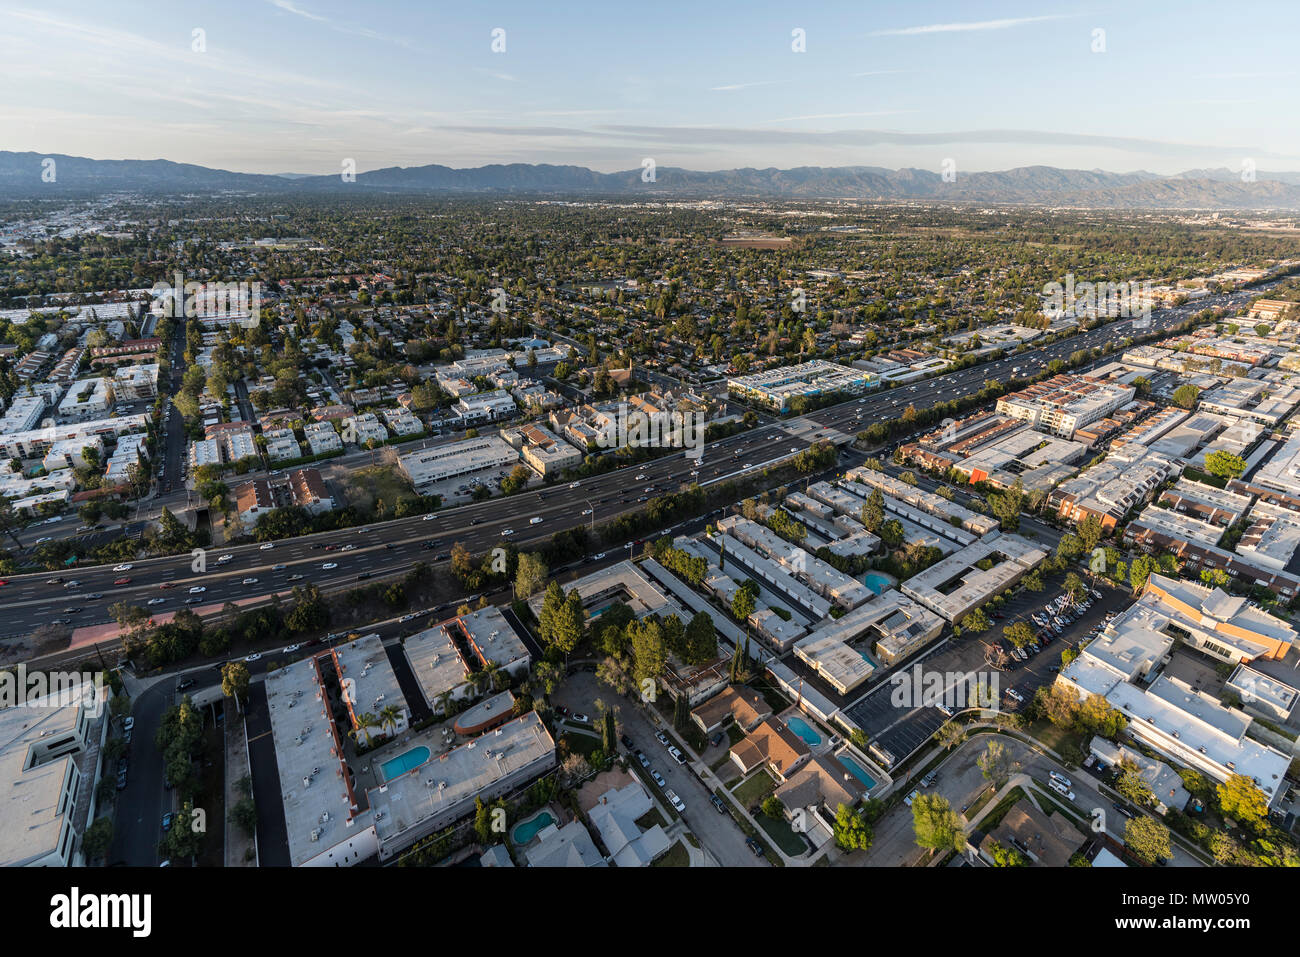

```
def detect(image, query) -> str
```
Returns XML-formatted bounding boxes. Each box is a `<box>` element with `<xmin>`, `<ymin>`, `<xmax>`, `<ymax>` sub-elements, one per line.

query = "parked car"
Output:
<box><xmin>1050</xmin><ymin>771</ymin><xmax>1072</xmax><ymax>789</ymax></box>
<box><xmin>664</xmin><ymin>789</ymin><xmax>686</xmax><ymax>812</ymax></box>
<box><xmin>619</xmin><ymin>734</ymin><xmax>634</xmax><ymax>750</ymax></box>
<box><xmin>650</xmin><ymin>770</ymin><xmax>666</xmax><ymax>789</ymax></box>
<box><xmin>122</xmin><ymin>717</ymin><xmax>135</xmax><ymax>731</ymax></box>
<box><xmin>904</xmin><ymin>789</ymin><xmax>919</xmax><ymax>807</ymax></box>
<box><xmin>745</xmin><ymin>837</ymin><xmax>764</xmax><ymax>857</ymax></box>
<box><xmin>1006</xmin><ymin>688</ymin><xmax>1025</xmax><ymax>703</ymax></box>
<box><xmin>1048</xmin><ymin>779</ymin><xmax>1075</xmax><ymax>800</ymax></box>
<box><xmin>710</xmin><ymin>795</ymin><xmax>728</xmax><ymax>815</ymax></box>
<box><xmin>161</xmin><ymin>812</ymin><xmax>175</xmax><ymax>832</ymax></box>
<box><xmin>635</xmin><ymin>751</ymin><xmax>650</xmax><ymax>768</ymax></box>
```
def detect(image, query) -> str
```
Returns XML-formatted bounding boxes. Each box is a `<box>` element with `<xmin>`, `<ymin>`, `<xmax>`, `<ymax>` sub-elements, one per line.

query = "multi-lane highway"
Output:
<box><xmin>0</xmin><ymin>283</ymin><xmax>1262</xmax><ymax>643</ymax></box>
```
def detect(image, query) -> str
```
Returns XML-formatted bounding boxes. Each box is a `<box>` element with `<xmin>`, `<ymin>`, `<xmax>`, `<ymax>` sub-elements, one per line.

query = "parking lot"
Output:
<box><xmin>840</xmin><ymin>575</ymin><xmax>1133</xmax><ymax>768</ymax></box>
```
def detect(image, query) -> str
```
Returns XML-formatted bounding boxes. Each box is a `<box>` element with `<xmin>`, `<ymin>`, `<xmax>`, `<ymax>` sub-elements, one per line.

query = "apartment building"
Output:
<box><xmin>995</xmin><ymin>374</ymin><xmax>1135</xmax><ymax>439</ymax></box>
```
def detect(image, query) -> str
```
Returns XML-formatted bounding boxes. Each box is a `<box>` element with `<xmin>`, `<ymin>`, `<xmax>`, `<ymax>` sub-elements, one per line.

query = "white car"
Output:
<box><xmin>216</xmin><ymin>554</ymin><xmax>233</xmax><ymax>564</ymax></box>
<box><xmin>1048</xmin><ymin>778</ymin><xmax>1075</xmax><ymax>801</ymax></box>
<box><xmin>529</xmin><ymin>517</ymin><xmax>543</xmax><ymax>525</ymax></box>
<box><xmin>422</xmin><ymin>514</ymin><xmax>436</xmax><ymax>521</ymax></box>
<box><xmin>272</xmin><ymin>564</ymin><xmax>286</xmax><ymax>571</ymax></box>
<box><xmin>113</xmin><ymin>563</ymin><xmax>134</xmax><ymax>572</ymax></box>
<box><xmin>569</xmin><ymin>482</ymin><xmax>580</xmax><ymax>489</ymax></box>
<box><xmin>904</xmin><ymin>789</ymin><xmax>919</xmax><ymax>807</ymax></box>
<box><xmin>147</xmin><ymin>597</ymin><xmax>167</xmax><ymax>606</ymax></box>
<box><xmin>341</xmin><ymin>544</ymin><xmax>356</xmax><ymax>551</ymax></box>
<box><xmin>282</xmin><ymin>643</ymin><xmax>301</xmax><ymax>654</ymax></box>
<box><xmin>244</xmin><ymin>652</ymin><xmax>262</xmax><ymax>662</ymax></box>
<box><xmin>241</xmin><ymin>577</ymin><xmax>258</xmax><ymax>585</ymax></box>
<box><xmin>321</xmin><ymin>562</ymin><xmax>338</xmax><ymax>570</ymax></box>
<box><xmin>592</xmin><ymin>552</ymin><xmax>606</xmax><ymax>560</ymax></box>
<box><xmin>188</xmin><ymin>586</ymin><xmax>206</xmax><ymax>594</ymax></box>
<box><xmin>665</xmin><ymin>788</ymin><xmax>686</xmax><ymax>813</ymax></box>
<box><xmin>580</xmin><ymin>508</ymin><xmax>592</xmax><ymax>516</ymax></box>
<box><xmin>501</xmin><ymin>528</ymin><xmax>514</xmax><ymax>537</ymax></box>
<box><xmin>35</xmin><ymin>536</ymin><xmax>53</xmax><ymax>545</ymax></box>
<box><xmin>1049</xmin><ymin>771</ymin><xmax>1072</xmax><ymax>789</ymax></box>
<box><xmin>259</xmin><ymin>542</ymin><xmax>274</xmax><ymax>551</ymax></box>
<box><xmin>1006</xmin><ymin>688</ymin><xmax>1025</xmax><ymax>703</ymax></box>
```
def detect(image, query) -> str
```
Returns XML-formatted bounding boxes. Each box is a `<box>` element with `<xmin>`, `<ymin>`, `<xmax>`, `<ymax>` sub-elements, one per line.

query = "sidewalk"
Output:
<box><xmin>223</xmin><ymin>704</ymin><xmax>257</xmax><ymax>866</ymax></box>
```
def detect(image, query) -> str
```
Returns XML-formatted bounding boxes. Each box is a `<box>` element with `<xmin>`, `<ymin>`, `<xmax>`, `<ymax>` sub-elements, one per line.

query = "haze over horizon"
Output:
<box><xmin>3</xmin><ymin>0</ymin><xmax>1299</xmax><ymax>178</ymax></box>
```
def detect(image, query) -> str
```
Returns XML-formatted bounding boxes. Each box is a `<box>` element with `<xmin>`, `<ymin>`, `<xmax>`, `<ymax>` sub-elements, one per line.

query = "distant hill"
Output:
<box><xmin>5</xmin><ymin>150</ymin><xmax>1300</xmax><ymax>208</ymax></box>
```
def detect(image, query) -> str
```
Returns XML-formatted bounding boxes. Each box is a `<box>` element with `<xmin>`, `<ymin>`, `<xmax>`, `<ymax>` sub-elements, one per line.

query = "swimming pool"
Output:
<box><xmin>786</xmin><ymin>716</ymin><xmax>823</xmax><ymax>747</ymax></box>
<box><xmin>864</xmin><ymin>572</ymin><xmax>893</xmax><ymax>595</ymax></box>
<box><xmin>512</xmin><ymin>810</ymin><xmax>555</xmax><ymax>845</ymax></box>
<box><xmin>837</xmin><ymin>754</ymin><xmax>877</xmax><ymax>790</ymax></box>
<box><xmin>380</xmin><ymin>745</ymin><xmax>430</xmax><ymax>781</ymax></box>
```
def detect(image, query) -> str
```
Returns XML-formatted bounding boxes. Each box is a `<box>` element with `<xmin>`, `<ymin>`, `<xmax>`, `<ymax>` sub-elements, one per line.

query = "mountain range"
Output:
<box><xmin>5</xmin><ymin>150</ymin><xmax>1300</xmax><ymax>209</ymax></box>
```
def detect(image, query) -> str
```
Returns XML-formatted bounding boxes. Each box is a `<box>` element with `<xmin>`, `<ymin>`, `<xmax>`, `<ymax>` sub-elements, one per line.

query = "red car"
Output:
<box><xmin>159</xmin><ymin>582</ymin><xmax>176</xmax><ymax>590</ymax></box>
<box><xmin>0</xmin><ymin>580</ymin><xmax>8</xmax><ymax>586</ymax></box>
<box><xmin>113</xmin><ymin>577</ymin><xmax>131</xmax><ymax>585</ymax></box>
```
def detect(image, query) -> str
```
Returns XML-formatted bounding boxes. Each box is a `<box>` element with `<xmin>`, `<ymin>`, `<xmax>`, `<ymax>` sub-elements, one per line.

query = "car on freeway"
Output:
<box><xmin>113</xmin><ymin>577</ymin><xmax>131</xmax><ymax>585</ymax></box>
<box><xmin>147</xmin><ymin>598</ymin><xmax>167</xmax><ymax>606</ymax></box>
<box><xmin>282</xmin><ymin>643</ymin><xmax>301</xmax><ymax>654</ymax></box>
<box><xmin>188</xmin><ymin>586</ymin><xmax>206</xmax><ymax>594</ymax></box>
<box><xmin>259</xmin><ymin>542</ymin><xmax>274</xmax><ymax>550</ymax></box>
<box><xmin>216</xmin><ymin>554</ymin><xmax>233</xmax><ymax>564</ymax></box>
<box><xmin>569</xmin><ymin>482</ymin><xmax>580</xmax><ymax>489</ymax></box>
<box><xmin>241</xmin><ymin>578</ymin><xmax>258</xmax><ymax>585</ymax></box>
<box><xmin>184</xmin><ymin>597</ymin><xmax>202</xmax><ymax>604</ymax></box>
<box><xmin>35</xmin><ymin>537</ymin><xmax>53</xmax><ymax>545</ymax></box>
<box><xmin>272</xmin><ymin>564</ymin><xmax>286</xmax><ymax>571</ymax></box>
<box><xmin>501</xmin><ymin>528</ymin><xmax>514</xmax><ymax>537</ymax></box>
<box><xmin>244</xmin><ymin>652</ymin><xmax>262</xmax><ymax>663</ymax></box>
<box><xmin>113</xmin><ymin>563</ymin><xmax>134</xmax><ymax>571</ymax></box>
<box><xmin>86</xmin><ymin>592</ymin><xmax>103</xmax><ymax>600</ymax></box>
<box><xmin>592</xmin><ymin>552</ymin><xmax>606</xmax><ymax>560</ymax></box>
<box><xmin>321</xmin><ymin>563</ymin><xmax>338</xmax><ymax>570</ymax></box>
<box><xmin>341</xmin><ymin>544</ymin><xmax>356</xmax><ymax>552</ymax></box>
<box><xmin>289</xmin><ymin>574</ymin><xmax>304</xmax><ymax>581</ymax></box>
<box><xmin>159</xmin><ymin>582</ymin><xmax>176</xmax><ymax>590</ymax></box>
<box><xmin>422</xmin><ymin>513</ymin><xmax>436</xmax><ymax>521</ymax></box>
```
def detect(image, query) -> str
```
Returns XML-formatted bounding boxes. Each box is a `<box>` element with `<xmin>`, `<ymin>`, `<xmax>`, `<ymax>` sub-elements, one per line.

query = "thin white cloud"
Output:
<box><xmin>872</xmin><ymin>15</ymin><xmax>1071</xmax><ymax>37</ymax></box>
<box><xmin>268</xmin><ymin>0</ymin><xmax>326</xmax><ymax>23</ymax></box>
<box><xmin>762</xmin><ymin>111</ymin><xmax>916</xmax><ymax>123</ymax></box>
<box><xmin>710</xmin><ymin>79</ymin><xmax>785</xmax><ymax>91</ymax></box>
<box><xmin>850</xmin><ymin>70</ymin><xmax>906</xmax><ymax>77</ymax></box>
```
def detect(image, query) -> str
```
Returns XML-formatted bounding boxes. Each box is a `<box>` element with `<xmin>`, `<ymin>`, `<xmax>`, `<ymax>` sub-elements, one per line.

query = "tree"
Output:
<box><xmin>1003</xmin><ymin>621</ymin><xmax>1035</xmax><ymax>649</ymax></box>
<box><xmin>833</xmin><ymin>803</ymin><xmax>873</xmax><ymax>852</ymax></box>
<box><xmin>988</xmin><ymin>839</ymin><xmax>1028</xmax><ymax>867</ymax></box>
<box><xmin>1116</xmin><ymin>761</ymin><xmax>1156</xmax><ymax>809</ymax></box>
<box><xmin>731</xmin><ymin>586</ymin><xmax>756</xmax><ymax>623</ymax></box>
<box><xmin>684</xmin><ymin>611</ymin><xmax>717</xmax><ymax>664</ymax></box>
<box><xmin>514</xmin><ymin>552</ymin><xmax>548</xmax><ymax>599</ymax></box>
<box><xmin>1216</xmin><ymin>774</ymin><xmax>1269</xmax><ymax>831</ymax></box>
<box><xmin>82</xmin><ymin>817</ymin><xmax>114</xmax><ymax>861</ymax></box>
<box><xmin>536</xmin><ymin>580</ymin><xmax>565</xmax><ymax>644</ymax></box>
<box><xmin>232</xmin><ymin>797</ymin><xmax>257</xmax><ymax>836</ymax></box>
<box><xmin>977</xmin><ymin>740</ymin><xmax>1013</xmax><ymax>786</ymax></box>
<box><xmin>164</xmin><ymin>801</ymin><xmax>205</xmax><ymax>861</ymax></box>
<box><xmin>1064</xmin><ymin>572</ymin><xmax>1087</xmax><ymax>601</ymax></box>
<box><xmin>629</xmin><ymin>618</ymin><xmax>667</xmax><ymax>687</ymax></box>
<box><xmin>761</xmin><ymin>795</ymin><xmax>784</xmax><ymax>819</ymax></box>
<box><xmin>221</xmin><ymin>661</ymin><xmax>251</xmax><ymax>702</ymax></box>
<box><xmin>937</xmin><ymin>722</ymin><xmax>966</xmax><ymax>751</ymax></box>
<box><xmin>959</xmin><ymin>608</ymin><xmax>990</xmax><ymax>633</ymax></box>
<box><xmin>1204</xmin><ymin>449</ymin><xmax>1247</xmax><ymax>480</ymax></box>
<box><xmin>549</xmin><ymin>591</ymin><xmax>586</xmax><ymax>655</ymax></box>
<box><xmin>1172</xmin><ymin>384</ymin><xmax>1201</xmax><ymax>410</ymax></box>
<box><xmin>1077</xmin><ymin>515</ymin><xmax>1104</xmax><ymax>555</ymax></box>
<box><xmin>1124</xmin><ymin>816</ymin><xmax>1172</xmax><ymax>865</ymax></box>
<box><xmin>860</xmin><ymin>488</ymin><xmax>885</xmax><ymax>534</ymax></box>
<box><xmin>912</xmin><ymin>793</ymin><xmax>965</xmax><ymax>854</ymax></box>
<box><xmin>879</xmin><ymin>518</ymin><xmax>905</xmax><ymax>548</ymax></box>
<box><xmin>1129</xmin><ymin>554</ymin><xmax>1155</xmax><ymax>593</ymax></box>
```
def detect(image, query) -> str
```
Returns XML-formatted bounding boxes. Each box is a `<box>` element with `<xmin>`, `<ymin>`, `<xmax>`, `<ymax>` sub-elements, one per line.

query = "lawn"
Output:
<box><xmin>726</xmin><ymin>723</ymin><xmax>746</xmax><ymax>745</ymax></box>
<box><xmin>731</xmin><ymin>770</ymin><xmax>776</xmax><ymax>809</ymax></box>
<box><xmin>755</xmin><ymin>812</ymin><xmax>807</xmax><ymax>856</ymax></box>
<box><xmin>651</xmin><ymin>841</ymin><xmax>690</xmax><ymax>867</ymax></box>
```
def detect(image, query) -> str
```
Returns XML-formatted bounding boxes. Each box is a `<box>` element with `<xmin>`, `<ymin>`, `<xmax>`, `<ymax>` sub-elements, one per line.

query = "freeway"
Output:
<box><xmin>0</xmin><ymin>282</ymin><xmax>1264</xmax><ymax>641</ymax></box>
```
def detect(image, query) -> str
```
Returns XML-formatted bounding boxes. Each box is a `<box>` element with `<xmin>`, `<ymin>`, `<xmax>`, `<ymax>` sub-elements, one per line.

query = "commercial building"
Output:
<box><xmin>845</xmin><ymin>466</ymin><xmax>998</xmax><ymax>535</ymax></box>
<box><xmin>995</xmin><ymin>374</ymin><xmax>1135</xmax><ymax>439</ymax></box>
<box><xmin>0</xmin><ymin>676</ymin><xmax>110</xmax><ymax>866</ymax></box>
<box><xmin>1055</xmin><ymin>576</ymin><xmax>1294</xmax><ymax>806</ymax></box>
<box><xmin>397</xmin><ymin>435</ymin><xmax>518</xmax><ymax>492</ymax></box>
<box><xmin>900</xmin><ymin>534</ymin><xmax>1047</xmax><ymax>622</ymax></box>
<box><xmin>503</xmin><ymin>423</ymin><xmax>583</xmax><ymax>477</ymax></box>
<box><xmin>454</xmin><ymin>390</ymin><xmax>517</xmax><ymax>424</ymax></box>
<box><xmin>1047</xmin><ymin>445</ymin><xmax>1181</xmax><ymax>530</ymax></box>
<box><xmin>727</xmin><ymin>360</ymin><xmax>878</xmax><ymax>411</ymax></box>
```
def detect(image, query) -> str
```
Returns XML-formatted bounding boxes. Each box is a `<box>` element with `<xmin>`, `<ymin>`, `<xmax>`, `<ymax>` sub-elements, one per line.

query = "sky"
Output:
<box><xmin>2</xmin><ymin>0</ymin><xmax>1299</xmax><ymax>176</ymax></box>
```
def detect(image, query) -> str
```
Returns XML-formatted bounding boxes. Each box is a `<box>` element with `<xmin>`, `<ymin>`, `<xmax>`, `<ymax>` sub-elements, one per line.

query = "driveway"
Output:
<box><xmin>552</xmin><ymin>671</ymin><xmax>766</xmax><ymax>867</ymax></box>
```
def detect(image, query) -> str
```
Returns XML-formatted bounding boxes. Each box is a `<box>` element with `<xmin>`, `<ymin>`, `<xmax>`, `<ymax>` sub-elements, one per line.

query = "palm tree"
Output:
<box><xmin>483</xmin><ymin>661</ymin><xmax>503</xmax><ymax>693</ymax></box>
<box><xmin>349</xmin><ymin>711</ymin><xmax>379</xmax><ymax>747</ymax></box>
<box><xmin>379</xmin><ymin>704</ymin><xmax>402</xmax><ymax>737</ymax></box>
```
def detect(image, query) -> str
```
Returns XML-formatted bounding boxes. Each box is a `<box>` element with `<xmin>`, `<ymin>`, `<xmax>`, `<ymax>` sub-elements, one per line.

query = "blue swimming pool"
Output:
<box><xmin>380</xmin><ymin>745</ymin><xmax>430</xmax><ymax>780</ymax></box>
<box><xmin>864</xmin><ymin>572</ymin><xmax>893</xmax><ymax>595</ymax></box>
<box><xmin>512</xmin><ymin>810</ymin><xmax>555</xmax><ymax>844</ymax></box>
<box><xmin>837</xmin><ymin>754</ymin><xmax>877</xmax><ymax>790</ymax></box>
<box><xmin>786</xmin><ymin>716</ymin><xmax>823</xmax><ymax>747</ymax></box>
